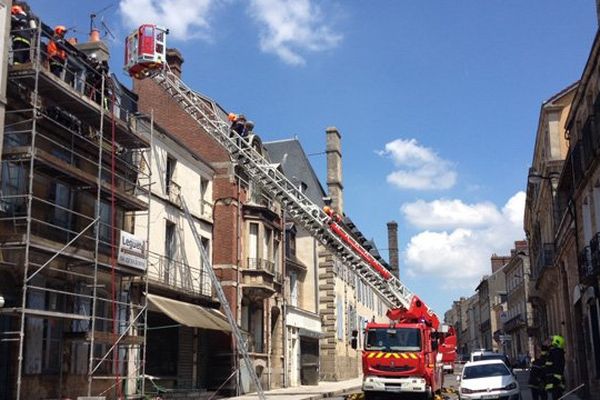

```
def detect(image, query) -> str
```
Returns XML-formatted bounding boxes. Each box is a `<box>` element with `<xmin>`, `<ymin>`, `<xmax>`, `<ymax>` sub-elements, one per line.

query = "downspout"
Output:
<box><xmin>282</xmin><ymin>212</ymin><xmax>289</xmax><ymax>387</ymax></box>
<box><xmin>236</xmin><ymin>172</ymin><xmax>243</xmax><ymax>395</ymax></box>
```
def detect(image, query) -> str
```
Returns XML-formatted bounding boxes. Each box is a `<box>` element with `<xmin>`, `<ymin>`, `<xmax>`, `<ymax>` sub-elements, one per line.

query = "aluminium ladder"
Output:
<box><xmin>179</xmin><ymin>195</ymin><xmax>265</xmax><ymax>398</ymax></box>
<box><xmin>151</xmin><ymin>68</ymin><xmax>417</xmax><ymax>311</ymax></box>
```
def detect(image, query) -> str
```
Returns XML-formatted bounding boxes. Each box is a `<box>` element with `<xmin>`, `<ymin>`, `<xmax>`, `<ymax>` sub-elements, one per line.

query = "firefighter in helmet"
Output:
<box><xmin>48</xmin><ymin>25</ymin><xmax>67</xmax><ymax>78</ymax></box>
<box><xmin>544</xmin><ymin>334</ymin><xmax>565</xmax><ymax>399</ymax></box>
<box><xmin>528</xmin><ymin>341</ymin><xmax>549</xmax><ymax>400</ymax></box>
<box><xmin>10</xmin><ymin>4</ymin><xmax>34</xmax><ymax>64</ymax></box>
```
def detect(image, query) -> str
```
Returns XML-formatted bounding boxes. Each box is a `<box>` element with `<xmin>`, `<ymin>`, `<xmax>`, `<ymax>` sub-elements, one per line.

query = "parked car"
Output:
<box><xmin>470</xmin><ymin>350</ymin><xmax>511</xmax><ymax>369</ymax></box>
<box><xmin>458</xmin><ymin>360</ymin><xmax>520</xmax><ymax>400</ymax></box>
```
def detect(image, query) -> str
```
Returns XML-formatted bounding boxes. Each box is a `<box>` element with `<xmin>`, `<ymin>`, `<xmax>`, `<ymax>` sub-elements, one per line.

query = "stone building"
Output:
<box><xmin>502</xmin><ymin>241</ymin><xmax>534</xmax><ymax>364</ymax></box>
<box><xmin>555</xmin><ymin>29</ymin><xmax>600</xmax><ymax>397</ymax></box>
<box><xmin>525</xmin><ymin>82</ymin><xmax>580</xmax><ymax>390</ymax></box>
<box><xmin>134</xmin><ymin>49</ymin><xmax>285</xmax><ymax>393</ymax></box>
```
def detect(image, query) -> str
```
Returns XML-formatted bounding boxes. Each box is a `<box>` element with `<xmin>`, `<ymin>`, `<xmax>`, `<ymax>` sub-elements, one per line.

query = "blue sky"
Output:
<box><xmin>29</xmin><ymin>0</ymin><xmax>597</xmax><ymax>315</ymax></box>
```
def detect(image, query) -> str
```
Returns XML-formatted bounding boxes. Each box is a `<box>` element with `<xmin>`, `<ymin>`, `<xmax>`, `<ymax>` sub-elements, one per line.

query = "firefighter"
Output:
<box><xmin>528</xmin><ymin>342</ymin><xmax>549</xmax><ymax>400</ymax></box>
<box><xmin>48</xmin><ymin>25</ymin><xmax>67</xmax><ymax>78</ymax></box>
<box><xmin>10</xmin><ymin>5</ymin><xmax>33</xmax><ymax>64</ymax></box>
<box><xmin>544</xmin><ymin>334</ymin><xmax>565</xmax><ymax>400</ymax></box>
<box><xmin>229</xmin><ymin>113</ymin><xmax>248</xmax><ymax>137</ymax></box>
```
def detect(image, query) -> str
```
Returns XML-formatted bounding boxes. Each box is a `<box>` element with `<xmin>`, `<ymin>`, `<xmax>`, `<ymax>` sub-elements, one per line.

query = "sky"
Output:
<box><xmin>28</xmin><ymin>0</ymin><xmax>597</xmax><ymax>316</ymax></box>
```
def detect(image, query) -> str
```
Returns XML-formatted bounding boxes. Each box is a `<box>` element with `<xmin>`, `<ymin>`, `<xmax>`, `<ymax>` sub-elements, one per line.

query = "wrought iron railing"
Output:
<box><xmin>147</xmin><ymin>251</ymin><xmax>212</xmax><ymax>297</ymax></box>
<box><xmin>243</xmin><ymin>258</ymin><xmax>282</xmax><ymax>282</ymax></box>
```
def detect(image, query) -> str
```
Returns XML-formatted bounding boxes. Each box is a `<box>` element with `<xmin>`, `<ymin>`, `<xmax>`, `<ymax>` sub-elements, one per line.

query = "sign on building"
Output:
<box><xmin>118</xmin><ymin>231</ymin><xmax>147</xmax><ymax>271</ymax></box>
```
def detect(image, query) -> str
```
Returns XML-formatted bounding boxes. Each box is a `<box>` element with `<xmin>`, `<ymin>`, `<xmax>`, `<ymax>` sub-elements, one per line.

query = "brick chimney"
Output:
<box><xmin>326</xmin><ymin>127</ymin><xmax>343</xmax><ymax>214</ymax></box>
<box><xmin>490</xmin><ymin>254</ymin><xmax>511</xmax><ymax>274</ymax></box>
<box><xmin>166</xmin><ymin>48</ymin><xmax>184</xmax><ymax>77</ymax></box>
<box><xmin>387</xmin><ymin>221</ymin><xmax>399</xmax><ymax>278</ymax></box>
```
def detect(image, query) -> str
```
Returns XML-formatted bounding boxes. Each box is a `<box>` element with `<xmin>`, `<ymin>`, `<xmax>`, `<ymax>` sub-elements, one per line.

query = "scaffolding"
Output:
<box><xmin>1</xmin><ymin>19</ymin><xmax>152</xmax><ymax>400</ymax></box>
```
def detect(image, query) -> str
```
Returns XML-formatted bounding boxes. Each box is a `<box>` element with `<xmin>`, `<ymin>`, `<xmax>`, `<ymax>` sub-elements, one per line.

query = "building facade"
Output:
<box><xmin>502</xmin><ymin>241</ymin><xmax>534</xmax><ymax>364</ymax></box>
<box><xmin>1</xmin><ymin>15</ymin><xmax>150</xmax><ymax>399</ymax></box>
<box><xmin>134</xmin><ymin>50</ymin><xmax>285</xmax><ymax>394</ymax></box>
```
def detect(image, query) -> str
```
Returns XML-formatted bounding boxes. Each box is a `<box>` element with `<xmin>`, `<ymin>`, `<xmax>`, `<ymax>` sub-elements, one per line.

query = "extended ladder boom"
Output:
<box><xmin>150</xmin><ymin>68</ymin><xmax>421</xmax><ymax>311</ymax></box>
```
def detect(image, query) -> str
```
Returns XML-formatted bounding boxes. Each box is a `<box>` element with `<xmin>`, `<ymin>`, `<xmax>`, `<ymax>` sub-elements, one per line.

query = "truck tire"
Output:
<box><xmin>364</xmin><ymin>392</ymin><xmax>377</xmax><ymax>400</ymax></box>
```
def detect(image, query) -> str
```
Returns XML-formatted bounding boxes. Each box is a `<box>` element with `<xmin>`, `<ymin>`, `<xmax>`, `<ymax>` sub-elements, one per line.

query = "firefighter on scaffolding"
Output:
<box><xmin>10</xmin><ymin>4</ymin><xmax>36</xmax><ymax>64</ymax></box>
<box><xmin>48</xmin><ymin>25</ymin><xmax>67</xmax><ymax>78</ymax></box>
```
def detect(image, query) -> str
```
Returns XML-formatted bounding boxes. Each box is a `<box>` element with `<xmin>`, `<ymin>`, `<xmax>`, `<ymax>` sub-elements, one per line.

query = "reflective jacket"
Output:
<box><xmin>48</xmin><ymin>39</ymin><xmax>66</xmax><ymax>61</ymax></box>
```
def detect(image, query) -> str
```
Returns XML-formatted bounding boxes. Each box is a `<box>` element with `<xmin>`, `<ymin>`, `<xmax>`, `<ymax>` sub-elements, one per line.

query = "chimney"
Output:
<box><xmin>166</xmin><ymin>48</ymin><xmax>184</xmax><ymax>78</ymax></box>
<box><xmin>76</xmin><ymin>29</ymin><xmax>110</xmax><ymax>62</ymax></box>
<box><xmin>326</xmin><ymin>127</ymin><xmax>343</xmax><ymax>214</ymax></box>
<box><xmin>490</xmin><ymin>254</ymin><xmax>510</xmax><ymax>274</ymax></box>
<box><xmin>387</xmin><ymin>221</ymin><xmax>399</xmax><ymax>278</ymax></box>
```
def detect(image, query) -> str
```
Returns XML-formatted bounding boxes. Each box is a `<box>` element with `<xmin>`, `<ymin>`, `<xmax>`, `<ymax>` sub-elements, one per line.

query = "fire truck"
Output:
<box><xmin>124</xmin><ymin>25</ymin><xmax>454</xmax><ymax>400</ymax></box>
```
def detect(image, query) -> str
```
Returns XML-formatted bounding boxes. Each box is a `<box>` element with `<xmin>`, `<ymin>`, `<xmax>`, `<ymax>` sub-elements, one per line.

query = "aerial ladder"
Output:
<box><xmin>124</xmin><ymin>24</ymin><xmax>442</xmax><ymax>397</ymax></box>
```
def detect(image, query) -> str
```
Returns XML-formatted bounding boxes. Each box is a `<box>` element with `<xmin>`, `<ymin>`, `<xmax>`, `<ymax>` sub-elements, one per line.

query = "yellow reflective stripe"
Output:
<box><xmin>376</xmin><ymin>352</ymin><xmax>384</xmax><ymax>359</ymax></box>
<box><xmin>401</xmin><ymin>353</ymin><xmax>409</xmax><ymax>359</ymax></box>
<box><xmin>367</xmin><ymin>352</ymin><xmax>376</xmax><ymax>359</ymax></box>
<box><xmin>392</xmin><ymin>353</ymin><xmax>400</xmax><ymax>359</ymax></box>
<box><xmin>384</xmin><ymin>353</ymin><xmax>392</xmax><ymax>359</ymax></box>
<box><xmin>409</xmin><ymin>353</ymin><xmax>418</xmax><ymax>359</ymax></box>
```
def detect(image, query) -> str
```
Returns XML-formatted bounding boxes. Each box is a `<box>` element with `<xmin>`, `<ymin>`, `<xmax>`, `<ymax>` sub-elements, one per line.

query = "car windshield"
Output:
<box><xmin>365</xmin><ymin>328</ymin><xmax>421</xmax><ymax>351</ymax></box>
<box><xmin>463</xmin><ymin>363</ymin><xmax>511</xmax><ymax>380</ymax></box>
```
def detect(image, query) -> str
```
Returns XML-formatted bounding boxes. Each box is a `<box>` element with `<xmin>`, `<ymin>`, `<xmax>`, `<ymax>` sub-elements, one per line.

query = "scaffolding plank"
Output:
<box><xmin>64</xmin><ymin>331</ymin><xmax>144</xmax><ymax>345</ymax></box>
<box><xmin>0</xmin><ymin>307</ymin><xmax>90</xmax><ymax>320</ymax></box>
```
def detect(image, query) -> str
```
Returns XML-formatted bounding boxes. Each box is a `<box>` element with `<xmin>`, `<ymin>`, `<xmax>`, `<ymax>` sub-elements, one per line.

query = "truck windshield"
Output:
<box><xmin>365</xmin><ymin>328</ymin><xmax>421</xmax><ymax>351</ymax></box>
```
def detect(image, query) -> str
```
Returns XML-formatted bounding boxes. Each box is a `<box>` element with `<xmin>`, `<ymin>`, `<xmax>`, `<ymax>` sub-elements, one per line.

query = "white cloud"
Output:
<box><xmin>379</xmin><ymin>139</ymin><xmax>457</xmax><ymax>190</ymax></box>
<box><xmin>119</xmin><ymin>0</ymin><xmax>217</xmax><ymax>41</ymax></box>
<box><xmin>401</xmin><ymin>199</ymin><xmax>501</xmax><ymax>229</ymax></box>
<box><xmin>248</xmin><ymin>0</ymin><xmax>342</xmax><ymax>66</ymax></box>
<box><xmin>403</xmin><ymin>192</ymin><xmax>526</xmax><ymax>289</ymax></box>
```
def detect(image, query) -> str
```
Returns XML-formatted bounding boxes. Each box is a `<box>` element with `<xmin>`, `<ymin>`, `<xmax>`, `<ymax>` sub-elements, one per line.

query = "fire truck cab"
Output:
<box><xmin>124</xmin><ymin>24</ymin><xmax>168</xmax><ymax>78</ymax></box>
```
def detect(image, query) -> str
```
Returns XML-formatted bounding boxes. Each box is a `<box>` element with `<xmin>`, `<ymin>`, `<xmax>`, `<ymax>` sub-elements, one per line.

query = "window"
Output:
<box><xmin>241</xmin><ymin>300</ymin><xmax>264</xmax><ymax>353</ymax></box>
<box><xmin>1</xmin><ymin>162</ymin><xmax>27</xmax><ymax>213</ymax></box>
<box><xmin>290</xmin><ymin>271</ymin><xmax>298</xmax><ymax>307</ymax></box>
<box><xmin>264</xmin><ymin>228</ymin><xmax>272</xmax><ymax>261</ymax></box>
<box><xmin>165</xmin><ymin>220</ymin><xmax>176</xmax><ymax>282</ymax></box>
<box><xmin>337</xmin><ymin>296</ymin><xmax>344</xmax><ymax>340</ymax></box>
<box><xmin>583</xmin><ymin>197</ymin><xmax>593</xmax><ymax>244</ymax></box>
<box><xmin>365</xmin><ymin>328</ymin><xmax>421</xmax><ymax>351</ymax></box>
<box><xmin>165</xmin><ymin>155</ymin><xmax>176</xmax><ymax>194</ymax></box>
<box><xmin>274</xmin><ymin>238</ymin><xmax>280</xmax><ymax>274</ymax></box>
<box><xmin>51</xmin><ymin>181</ymin><xmax>73</xmax><ymax>230</ymax></box>
<box><xmin>200</xmin><ymin>175</ymin><xmax>209</xmax><ymax>215</ymax></box>
<box><xmin>248</xmin><ymin>223</ymin><xmax>259</xmax><ymax>267</ymax></box>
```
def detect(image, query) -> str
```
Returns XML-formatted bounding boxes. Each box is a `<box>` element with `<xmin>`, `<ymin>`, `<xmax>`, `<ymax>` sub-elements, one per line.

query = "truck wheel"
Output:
<box><xmin>363</xmin><ymin>392</ymin><xmax>376</xmax><ymax>400</ymax></box>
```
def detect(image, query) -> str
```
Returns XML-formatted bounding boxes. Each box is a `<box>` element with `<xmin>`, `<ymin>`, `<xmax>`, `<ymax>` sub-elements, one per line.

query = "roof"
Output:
<box><xmin>263</xmin><ymin>138</ymin><xmax>327</xmax><ymax>206</ymax></box>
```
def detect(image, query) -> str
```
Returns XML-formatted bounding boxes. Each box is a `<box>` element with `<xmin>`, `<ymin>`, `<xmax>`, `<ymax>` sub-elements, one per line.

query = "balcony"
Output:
<box><xmin>147</xmin><ymin>251</ymin><xmax>213</xmax><ymax>298</ymax></box>
<box><xmin>533</xmin><ymin>243</ymin><xmax>554</xmax><ymax>280</ymax></box>
<box><xmin>241</xmin><ymin>258</ymin><xmax>283</xmax><ymax>300</ymax></box>
<box><xmin>503</xmin><ymin>313</ymin><xmax>526</xmax><ymax>332</ymax></box>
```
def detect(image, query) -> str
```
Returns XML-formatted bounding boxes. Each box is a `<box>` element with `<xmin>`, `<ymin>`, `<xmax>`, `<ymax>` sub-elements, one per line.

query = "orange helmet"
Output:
<box><xmin>11</xmin><ymin>5</ymin><xmax>25</xmax><ymax>15</ymax></box>
<box><xmin>54</xmin><ymin>25</ymin><xmax>66</xmax><ymax>35</ymax></box>
<box><xmin>228</xmin><ymin>113</ymin><xmax>237</xmax><ymax>122</ymax></box>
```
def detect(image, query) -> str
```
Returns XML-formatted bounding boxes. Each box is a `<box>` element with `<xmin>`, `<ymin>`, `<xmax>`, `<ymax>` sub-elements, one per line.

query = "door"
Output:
<box><xmin>300</xmin><ymin>337</ymin><xmax>319</xmax><ymax>385</ymax></box>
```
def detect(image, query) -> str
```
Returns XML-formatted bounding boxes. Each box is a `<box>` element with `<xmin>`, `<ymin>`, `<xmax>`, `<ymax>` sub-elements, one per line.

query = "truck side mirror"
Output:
<box><xmin>351</xmin><ymin>337</ymin><xmax>358</xmax><ymax>350</ymax></box>
<box><xmin>352</xmin><ymin>330</ymin><xmax>358</xmax><ymax>338</ymax></box>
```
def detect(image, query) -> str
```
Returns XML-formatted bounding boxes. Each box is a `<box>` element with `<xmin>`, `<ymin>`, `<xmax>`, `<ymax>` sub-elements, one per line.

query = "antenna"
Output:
<box><xmin>89</xmin><ymin>3</ymin><xmax>116</xmax><ymax>34</ymax></box>
<box><xmin>101</xmin><ymin>19</ymin><xmax>115</xmax><ymax>39</ymax></box>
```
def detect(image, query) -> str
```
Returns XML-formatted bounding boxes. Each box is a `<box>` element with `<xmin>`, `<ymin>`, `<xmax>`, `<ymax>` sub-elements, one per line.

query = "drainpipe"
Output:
<box><xmin>236</xmin><ymin>173</ymin><xmax>243</xmax><ymax>395</ymax></box>
<box><xmin>282</xmin><ymin>212</ymin><xmax>289</xmax><ymax>387</ymax></box>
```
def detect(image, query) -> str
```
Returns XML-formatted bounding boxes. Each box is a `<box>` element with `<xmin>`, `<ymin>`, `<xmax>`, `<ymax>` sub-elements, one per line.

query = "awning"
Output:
<box><xmin>146</xmin><ymin>293</ymin><xmax>231</xmax><ymax>332</ymax></box>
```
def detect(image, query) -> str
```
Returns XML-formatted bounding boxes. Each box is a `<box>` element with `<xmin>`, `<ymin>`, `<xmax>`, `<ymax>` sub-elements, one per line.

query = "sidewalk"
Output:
<box><xmin>227</xmin><ymin>377</ymin><xmax>362</xmax><ymax>400</ymax></box>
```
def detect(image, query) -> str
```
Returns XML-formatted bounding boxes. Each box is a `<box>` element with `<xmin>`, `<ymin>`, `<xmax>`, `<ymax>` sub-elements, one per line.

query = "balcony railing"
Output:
<box><xmin>244</xmin><ymin>258</ymin><xmax>282</xmax><ymax>282</ymax></box>
<box><xmin>533</xmin><ymin>243</ymin><xmax>554</xmax><ymax>279</ymax></box>
<box><xmin>147</xmin><ymin>251</ymin><xmax>212</xmax><ymax>298</ymax></box>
